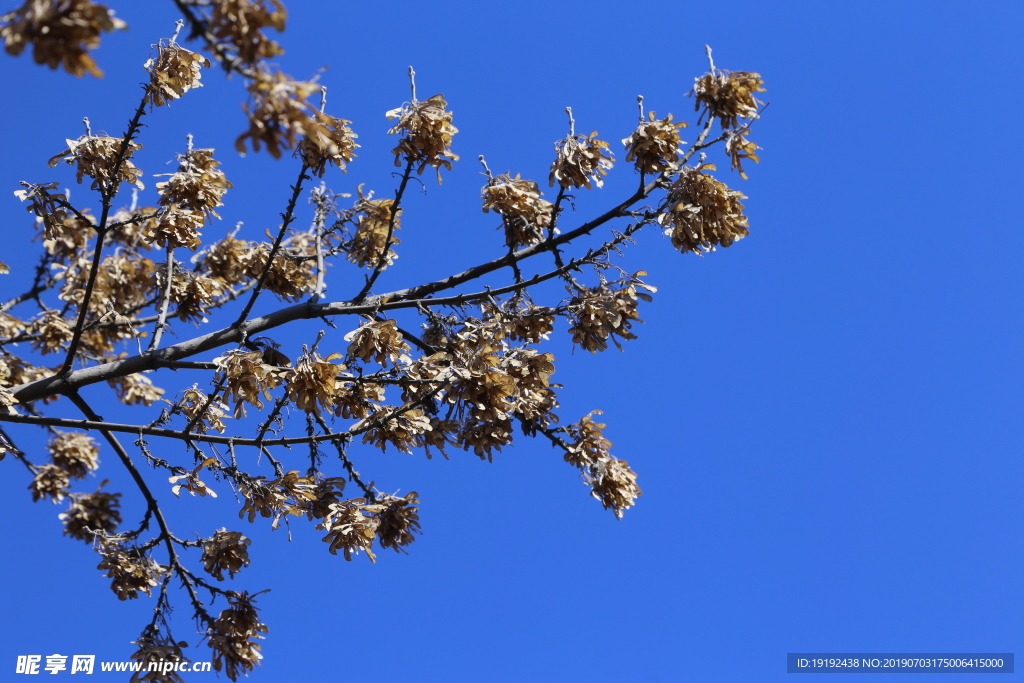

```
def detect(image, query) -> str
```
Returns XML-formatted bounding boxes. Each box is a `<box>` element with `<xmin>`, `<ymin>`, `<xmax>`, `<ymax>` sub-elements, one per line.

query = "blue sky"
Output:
<box><xmin>1</xmin><ymin>1</ymin><xmax>1021</xmax><ymax>681</ymax></box>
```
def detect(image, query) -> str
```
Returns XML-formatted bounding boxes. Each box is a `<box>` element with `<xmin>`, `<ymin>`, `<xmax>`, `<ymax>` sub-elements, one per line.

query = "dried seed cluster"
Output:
<box><xmin>0</xmin><ymin>0</ymin><xmax>126</xmax><ymax>77</ymax></box>
<box><xmin>568</xmin><ymin>276</ymin><xmax>656</xmax><ymax>353</ymax></box>
<box><xmin>622</xmin><ymin>111</ymin><xmax>688</xmax><ymax>174</ymax></box>
<box><xmin>481</xmin><ymin>173</ymin><xmax>553</xmax><ymax>248</ymax></box>
<box><xmin>549</xmin><ymin>131</ymin><xmax>615</xmax><ymax>189</ymax></box>
<box><xmin>202</xmin><ymin>529</ymin><xmax>252</xmax><ymax>581</ymax></box>
<box><xmin>658</xmin><ymin>164</ymin><xmax>749</xmax><ymax>254</ymax></box>
<box><xmin>48</xmin><ymin>135</ymin><xmax>144</xmax><ymax>194</ymax></box>
<box><xmin>564</xmin><ymin>411</ymin><xmax>641</xmax><ymax>518</ymax></box>
<box><xmin>386</xmin><ymin>94</ymin><xmax>459</xmax><ymax>180</ymax></box>
<box><xmin>145</xmin><ymin>41</ymin><xmax>211</xmax><ymax>108</ymax></box>
<box><xmin>206</xmin><ymin>591</ymin><xmax>268</xmax><ymax>681</ymax></box>
<box><xmin>60</xmin><ymin>487</ymin><xmax>122</xmax><ymax>541</ymax></box>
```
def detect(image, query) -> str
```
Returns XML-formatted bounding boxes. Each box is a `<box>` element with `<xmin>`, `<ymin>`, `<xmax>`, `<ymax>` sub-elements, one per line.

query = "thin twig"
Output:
<box><xmin>148</xmin><ymin>246</ymin><xmax>176</xmax><ymax>352</ymax></box>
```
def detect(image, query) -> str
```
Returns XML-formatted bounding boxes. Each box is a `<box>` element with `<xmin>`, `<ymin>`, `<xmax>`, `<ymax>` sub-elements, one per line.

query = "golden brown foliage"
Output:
<box><xmin>96</xmin><ymin>541</ymin><xmax>166</xmax><ymax>600</ymax></box>
<box><xmin>145</xmin><ymin>41</ymin><xmax>211</xmax><ymax>107</ymax></box>
<box><xmin>49</xmin><ymin>134</ymin><xmax>145</xmax><ymax>193</ymax></box>
<box><xmin>550</xmin><ymin>131</ymin><xmax>615</xmax><ymax>189</ymax></box>
<box><xmin>236</xmin><ymin>69</ymin><xmax>326</xmax><ymax>159</ymax></box>
<box><xmin>386</xmin><ymin>94</ymin><xmax>459</xmax><ymax>179</ymax></box>
<box><xmin>565</xmin><ymin>411</ymin><xmax>641</xmax><ymax>518</ymax></box>
<box><xmin>658</xmin><ymin>164</ymin><xmax>749</xmax><ymax>254</ymax></box>
<box><xmin>622</xmin><ymin>112</ymin><xmax>688</xmax><ymax>174</ymax></box>
<box><xmin>692</xmin><ymin>69</ymin><xmax>766</xmax><ymax>130</ymax></box>
<box><xmin>206</xmin><ymin>591</ymin><xmax>268</xmax><ymax>681</ymax></box>
<box><xmin>202</xmin><ymin>529</ymin><xmax>252</xmax><ymax>580</ymax></box>
<box><xmin>60</xmin><ymin>485</ymin><xmax>122</xmax><ymax>541</ymax></box>
<box><xmin>156</xmin><ymin>147</ymin><xmax>231</xmax><ymax>218</ymax></box>
<box><xmin>208</xmin><ymin>0</ymin><xmax>285</xmax><ymax>65</ymax></box>
<box><xmin>48</xmin><ymin>430</ymin><xmax>100</xmax><ymax>479</ymax></box>
<box><xmin>285</xmin><ymin>348</ymin><xmax>345</xmax><ymax>415</ymax></box>
<box><xmin>344</xmin><ymin>190</ymin><xmax>401</xmax><ymax>269</ymax></box>
<box><xmin>568</xmin><ymin>276</ymin><xmax>656</xmax><ymax>353</ymax></box>
<box><xmin>297</xmin><ymin>113</ymin><xmax>359</xmax><ymax>177</ymax></box>
<box><xmin>482</xmin><ymin>173</ymin><xmax>553</xmax><ymax>248</ymax></box>
<box><xmin>0</xmin><ymin>0</ymin><xmax>126</xmax><ymax>77</ymax></box>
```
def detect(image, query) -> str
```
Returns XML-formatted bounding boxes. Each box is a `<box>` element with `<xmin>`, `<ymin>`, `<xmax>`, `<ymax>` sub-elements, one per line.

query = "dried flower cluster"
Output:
<box><xmin>658</xmin><ymin>164</ymin><xmax>749</xmax><ymax>254</ymax></box>
<box><xmin>317</xmin><ymin>493</ymin><xmax>421</xmax><ymax>561</ymax></box>
<box><xmin>145</xmin><ymin>41</ymin><xmax>211</xmax><ymax>107</ymax></box>
<box><xmin>128</xmin><ymin>634</ymin><xmax>189</xmax><ymax>683</ymax></box>
<box><xmin>0</xmin><ymin>0</ymin><xmax>126</xmax><ymax>77</ymax></box>
<box><xmin>153</xmin><ymin>266</ymin><xmax>227</xmax><ymax>323</ymax></box>
<box><xmin>549</xmin><ymin>131</ymin><xmax>615</xmax><ymax>189</ymax></box>
<box><xmin>725</xmin><ymin>129</ymin><xmax>760</xmax><ymax>180</ymax></box>
<box><xmin>168</xmin><ymin>457</ymin><xmax>218</xmax><ymax>498</ymax></box>
<box><xmin>29</xmin><ymin>463</ymin><xmax>71</xmax><ymax>503</ymax></box>
<box><xmin>568</xmin><ymin>277</ymin><xmax>656</xmax><ymax>353</ymax></box>
<box><xmin>482</xmin><ymin>173</ymin><xmax>554</xmax><ymax>248</ymax></box>
<box><xmin>49</xmin><ymin>134</ymin><xmax>145</xmax><ymax>194</ymax></box>
<box><xmin>345</xmin><ymin>319</ymin><xmax>411</xmax><ymax>366</ymax></box>
<box><xmin>29</xmin><ymin>309</ymin><xmax>74</xmax><ymax>355</ymax></box>
<box><xmin>238</xmin><ymin>471</ymin><xmax>316</xmax><ymax>528</ymax></box>
<box><xmin>177</xmin><ymin>385</ymin><xmax>231</xmax><ymax>434</ymax></box>
<box><xmin>386</xmin><ymin>94</ymin><xmax>459</xmax><ymax>180</ymax></box>
<box><xmin>622</xmin><ymin>112</ymin><xmax>688</xmax><ymax>174</ymax></box>
<box><xmin>214</xmin><ymin>349</ymin><xmax>285</xmax><ymax>417</ymax></box>
<box><xmin>48</xmin><ymin>430</ymin><xmax>100</xmax><ymax>478</ymax></box>
<box><xmin>344</xmin><ymin>191</ymin><xmax>401</xmax><ymax>269</ymax></box>
<box><xmin>60</xmin><ymin>486</ymin><xmax>122</xmax><ymax>541</ymax></box>
<box><xmin>96</xmin><ymin>541</ymin><xmax>166</xmax><ymax>600</ymax></box>
<box><xmin>692</xmin><ymin>69</ymin><xmax>766</xmax><ymax>130</ymax></box>
<box><xmin>149</xmin><ymin>147</ymin><xmax>231</xmax><ymax>250</ymax></box>
<box><xmin>206</xmin><ymin>591</ymin><xmax>268</xmax><ymax>681</ymax></box>
<box><xmin>284</xmin><ymin>348</ymin><xmax>345</xmax><ymax>415</ymax></box>
<box><xmin>196</xmin><ymin>234</ymin><xmax>313</xmax><ymax>297</ymax></box>
<box><xmin>297</xmin><ymin>113</ymin><xmax>359</xmax><ymax>177</ymax></box>
<box><xmin>357</xmin><ymin>405</ymin><xmax>433</xmax><ymax>454</ymax></box>
<box><xmin>208</xmin><ymin>0</ymin><xmax>286</xmax><ymax>65</ymax></box>
<box><xmin>202</xmin><ymin>529</ymin><xmax>252</xmax><ymax>580</ymax></box>
<box><xmin>564</xmin><ymin>411</ymin><xmax>641</xmax><ymax>518</ymax></box>
<box><xmin>14</xmin><ymin>181</ymin><xmax>73</xmax><ymax>243</ymax></box>
<box><xmin>57</xmin><ymin>251</ymin><xmax>157</xmax><ymax>323</ymax></box>
<box><xmin>108</xmin><ymin>372</ymin><xmax>166</xmax><ymax>407</ymax></box>
<box><xmin>237</xmin><ymin>70</ymin><xmax>321</xmax><ymax>158</ymax></box>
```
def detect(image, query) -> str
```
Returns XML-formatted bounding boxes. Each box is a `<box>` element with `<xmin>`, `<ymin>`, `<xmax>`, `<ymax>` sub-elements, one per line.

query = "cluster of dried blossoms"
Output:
<box><xmin>622</xmin><ymin>111</ymin><xmax>688</xmax><ymax>174</ymax></box>
<box><xmin>197</xmin><ymin>233</ymin><xmax>316</xmax><ymax>299</ymax></box>
<box><xmin>59</xmin><ymin>485</ymin><xmax>122</xmax><ymax>541</ymax></box>
<box><xmin>568</xmin><ymin>276</ymin><xmax>657</xmax><ymax>353</ymax></box>
<box><xmin>549</xmin><ymin>129</ymin><xmax>615</xmax><ymax>190</ymax></box>
<box><xmin>48</xmin><ymin>134</ymin><xmax>145</xmax><ymax>195</ymax></box>
<box><xmin>317</xmin><ymin>492</ymin><xmax>421</xmax><ymax>561</ymax></box>
<box><xmin>692</xmin><ymin>69</ymin><xmax>766</xmax><ymax>130</ymax></box>
<box><xmin>0</xmin><ymin>0</ymin><xmax>126</xmax><ymax>77</ymax></box>
<box><xmin>207</xmin><ymin>0</ymin><xmax>285</xmax><ymax>65</ymax></box>
<box><xmin>96</xmin><ymin>541</ymin><xmax>166</xmax><ymax>601</ymax></box>
<box><xmin>343</xmin><ymin>188</ymin><xmax>401</xmax><ymax>269</ymax></box>
<box><xmin>482</xmin><ymin>173</ymin><xmax>554</xmax><ymax>248</ymax></box>
<box><xmin>692</xmin><ymin>66</ymin><xmax>765</xmax><ymax>179</ymax></box>
<box><xmin>386</xmin><ymin>94</ymin><xmax>459</xmax><ymax>180</ymax></box>
<box><xmin>236</xmin><ymin>69</ymin><xmax>357</xmax><ymax>166</ymax></box>
<box><xmin>659</xmin><ymin>163</ymin><xmax>750</xmax><ymax>254</ymax></box>
<box><xmin>151</xmin><ymin>147</ymin><xmax>232</xmax><ymax>251</ymax></box>
<box><xmin>145</xmin><ymin>40</ymin><xmax>211</xmax><ymax>108</ymax></box>
<box><xmin>1</xmin><ymin>16</ymin><xmax>768</xmax><ymax>677</ymax></box>
<box><xmin>202</xmin><ymin>529</ymin><xmax>252</xmax><ymax>580</ymax></box>
<box><xmin>205</xmin><ymin>591</ymin><xmax>268</xmax><ymax>680</ymax></box>
<box><xmin>564</xmin><ymin>411</ymin><xmax>642</xmax><ymax>518</ymax></box>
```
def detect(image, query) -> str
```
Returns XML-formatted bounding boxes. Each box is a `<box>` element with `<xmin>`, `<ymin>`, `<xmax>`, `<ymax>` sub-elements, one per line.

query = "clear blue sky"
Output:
<box><xmin>1</xmin><ymin>1</ymin><xmax>1021</xmax><ymax>681</ymax></box>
